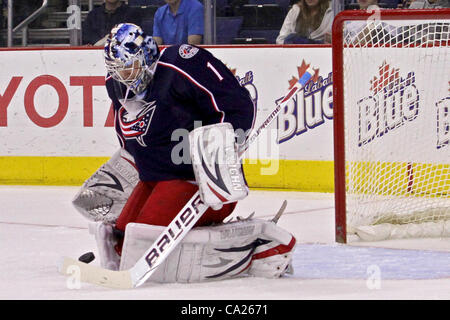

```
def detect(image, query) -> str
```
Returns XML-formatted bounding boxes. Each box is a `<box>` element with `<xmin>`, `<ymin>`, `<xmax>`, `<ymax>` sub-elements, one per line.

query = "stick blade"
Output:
<box><xmin>59</xmin><ymin>256</ymin><xmax>134</xmax><ymax>289</ymax></box>
<box><xmin>271</xmin><ymin>200</ymin><xmax>288</xmax><ymax>224</ymax></box>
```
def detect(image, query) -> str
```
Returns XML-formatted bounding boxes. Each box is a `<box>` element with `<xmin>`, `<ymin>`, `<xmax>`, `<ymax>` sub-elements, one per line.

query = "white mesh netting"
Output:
<box><xmin>341</xmin><ymin>13</ymin><xmax>450</xmax><ymax>240</ymax></box>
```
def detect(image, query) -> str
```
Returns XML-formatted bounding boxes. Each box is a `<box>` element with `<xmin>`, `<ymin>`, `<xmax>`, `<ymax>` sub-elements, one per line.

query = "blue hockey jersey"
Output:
<box><xmin>106</xmin><ymin>44</ymin><xmax>255</xmax><ymax>182</ymax></box>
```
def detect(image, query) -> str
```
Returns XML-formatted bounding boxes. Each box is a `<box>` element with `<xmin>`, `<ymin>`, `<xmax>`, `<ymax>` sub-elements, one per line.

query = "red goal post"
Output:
<box><xmin>332</xmin><ymin>9</ymin><xmax>450</xmax><ymax>243</ymax></box>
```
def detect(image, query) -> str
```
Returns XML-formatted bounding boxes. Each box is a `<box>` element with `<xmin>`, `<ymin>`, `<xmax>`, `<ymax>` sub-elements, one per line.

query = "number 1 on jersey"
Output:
<box><xmin>207</xmin><ymin>62</ymin><xmax>223</xmax><ymax>81</ymax></box>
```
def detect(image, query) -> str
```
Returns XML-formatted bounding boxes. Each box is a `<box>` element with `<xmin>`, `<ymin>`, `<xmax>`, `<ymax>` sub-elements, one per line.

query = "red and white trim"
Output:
<box><xmin>252</xmin><ymin>236</ymin><xmax>296</xmax><ymax>261</ymax></box>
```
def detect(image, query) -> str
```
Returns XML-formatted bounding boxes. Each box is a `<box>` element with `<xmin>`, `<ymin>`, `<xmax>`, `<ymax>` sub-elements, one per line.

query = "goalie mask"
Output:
<box><xmin>104</xmin><ymin>23</ymin><xmax>160</xmax><ymax>95</ymax></box>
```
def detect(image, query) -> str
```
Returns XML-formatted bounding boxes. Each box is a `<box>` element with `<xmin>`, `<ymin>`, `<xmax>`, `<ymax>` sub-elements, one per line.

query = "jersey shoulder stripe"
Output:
<box><xmin>156</xmin><ymin>59</ymin><xmax>225</xmax><ymax>122</ymax></box>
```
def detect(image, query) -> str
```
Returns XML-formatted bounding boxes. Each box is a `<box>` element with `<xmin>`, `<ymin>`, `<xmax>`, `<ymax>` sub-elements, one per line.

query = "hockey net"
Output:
<box><xmin>332</xmin><ymin>9</ymin><xmax>450</xmax><ymax>242</ymax></box>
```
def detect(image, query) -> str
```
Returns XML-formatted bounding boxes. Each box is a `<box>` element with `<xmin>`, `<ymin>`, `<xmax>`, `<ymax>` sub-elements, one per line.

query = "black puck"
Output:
<box><xmin>78</xmin><ymin>251</ymin><xmax>95</xmax><ymax>263</ymax></box>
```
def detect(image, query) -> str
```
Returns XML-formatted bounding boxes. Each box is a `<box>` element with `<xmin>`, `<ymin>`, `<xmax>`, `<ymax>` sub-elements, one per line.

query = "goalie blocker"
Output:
<box><xmin>190</xmin><ymin>122</ymin><xmax>249</xmax><ymax>210</ymax></box>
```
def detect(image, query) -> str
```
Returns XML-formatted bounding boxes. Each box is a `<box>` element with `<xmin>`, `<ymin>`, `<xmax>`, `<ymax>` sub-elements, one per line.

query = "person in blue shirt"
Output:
<box><xmin>153</xmin><ymin>0</ymin><xmax>204</xmax><ymax>45</ymax></box>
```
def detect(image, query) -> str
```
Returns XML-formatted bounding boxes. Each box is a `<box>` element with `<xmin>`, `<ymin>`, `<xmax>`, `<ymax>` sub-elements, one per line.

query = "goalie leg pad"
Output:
<box><xmin>119</xmin><ymin>219</ymin><xmax>296</xmax><ymax>283</ymax></box>
<box><xmin>89</xmin><ymin>221</ymin><xmax>121</xmax><ymax>271</ymax></box>
<box><xmin>72</xmin><ymin>148</ymin><xmax>139</xmax><ymax>223</ymax></box>
<box><xmin>248</xmin><ymin>221</ymin><xmax>297</xmax><ymax>278</ymax></box>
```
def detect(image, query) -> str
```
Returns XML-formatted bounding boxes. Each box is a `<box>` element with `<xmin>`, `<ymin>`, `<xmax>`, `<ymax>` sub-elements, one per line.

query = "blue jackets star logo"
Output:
<box><xmin>118</xmin><ymin>101</ymin><xmax>156</xmax><ymax>147</ymax></box>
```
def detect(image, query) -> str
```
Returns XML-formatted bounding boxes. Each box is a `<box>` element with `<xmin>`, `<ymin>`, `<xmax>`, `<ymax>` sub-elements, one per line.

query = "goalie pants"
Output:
<box><xmin>115</xmin><ymin>180</ymin><xmax>237</xmax><ymax>233</ymax></box>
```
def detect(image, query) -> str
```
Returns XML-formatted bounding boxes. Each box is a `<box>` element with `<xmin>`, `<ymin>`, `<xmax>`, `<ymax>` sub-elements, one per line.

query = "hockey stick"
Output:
<box><xmin>59</xmin><ymin>67</ymin><xmax>315</xmax><ymax>289</ymax></box>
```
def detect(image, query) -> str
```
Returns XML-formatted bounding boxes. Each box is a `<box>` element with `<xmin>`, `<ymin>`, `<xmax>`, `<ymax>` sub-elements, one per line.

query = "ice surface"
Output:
<box><xmin>1</xmin><ymin>186</ymin><xmax>450</xmax><ymax>300</ymax></box>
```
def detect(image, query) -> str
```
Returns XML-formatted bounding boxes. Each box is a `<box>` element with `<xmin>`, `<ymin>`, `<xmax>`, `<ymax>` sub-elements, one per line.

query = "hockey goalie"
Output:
<box><xmin>72</xmin><ymin>23</ymin><xmax>296</xmax><ymax>283</ymax></box>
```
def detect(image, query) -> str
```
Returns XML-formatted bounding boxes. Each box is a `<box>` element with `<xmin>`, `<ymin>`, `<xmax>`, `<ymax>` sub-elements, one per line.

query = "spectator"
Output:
<box><xmin>82</xmin><ymin>0</ymin><xmax>143</xmax><ymax>46</ymax></box>
<box><xmin>344</xmin><ymin>0</ymin><xmax>383</xmax><ymax>44</ymax></box>
<box><xmin>276</xmin><ymin>0</ymin><xmax>334</xmax><ymax>44</ymax></box>
<box><xmin>397</xmin><ymin>0</ymin><xmax>413</xmax><ymax>7</ymax></box>
<box><xmin>346</xmin><ymin>0</ymin><xmax>406</xmax><ymax>47</ymax></box>
<box><xmin>408</xmin><ymin>0</ymin><xmax>449</xmax><ymax>8</ymax></box>
<box><xmin>152</xmin><ymin>0</ymin><xmax>204</xmax><ymax>45</ymax></box>
<box><xmin>356</xmin><ymin>0</ymin><xmax>380</xmax><ymax>9</ymax></box>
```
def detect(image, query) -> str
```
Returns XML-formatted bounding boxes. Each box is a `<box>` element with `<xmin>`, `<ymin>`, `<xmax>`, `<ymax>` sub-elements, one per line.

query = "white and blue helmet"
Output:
<box><xmin>104</xmin><ymin>23</ymin><xmax>160</xmax><ymax>94</ymax></box>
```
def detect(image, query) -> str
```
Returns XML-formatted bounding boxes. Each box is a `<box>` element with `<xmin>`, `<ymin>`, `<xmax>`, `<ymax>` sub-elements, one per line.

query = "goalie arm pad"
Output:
<box><xmin>72</xmin><ymin>148</ymin><xmax>139</xmax><ymax>223</ymax></box>
<box><xmin>189</xmin><ymin>123</ymin><xmax>248</xmax><ymax>209</ymax></box>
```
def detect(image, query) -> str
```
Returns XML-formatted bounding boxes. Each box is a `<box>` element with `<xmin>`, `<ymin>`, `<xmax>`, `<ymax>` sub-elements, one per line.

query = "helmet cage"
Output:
<box><xmin>104</xmin><ymin>23</ymin><xmax>159</xmax><ymax>94</ymax></box>
<box><xmin>105</xmin><ymin>49</ymin><xmax>147</xmax><ymax>87</ymax></box>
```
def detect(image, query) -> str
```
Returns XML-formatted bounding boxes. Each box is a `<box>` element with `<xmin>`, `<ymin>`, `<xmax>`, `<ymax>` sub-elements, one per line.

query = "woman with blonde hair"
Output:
<box><xmin>276</xmin><ymin>0</ymin><xmax>334</xmax><ymax>44</ymax></box>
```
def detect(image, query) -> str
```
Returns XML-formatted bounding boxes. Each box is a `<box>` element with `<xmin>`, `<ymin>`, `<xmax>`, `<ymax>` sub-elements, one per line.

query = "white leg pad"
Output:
<box><xmin>119</xmin><ymin>219</ymin><xmax>296</xmax><ymax>283</ymax></box>
<box><xmin>248</xmin><ymin>221</ymin><xmax>296</xmax><ymax>278</ymax></box>
<box><xmin>89</xmin><ymin>221</ymin><xmax>121</xmax><ymax>271</ymax></box>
